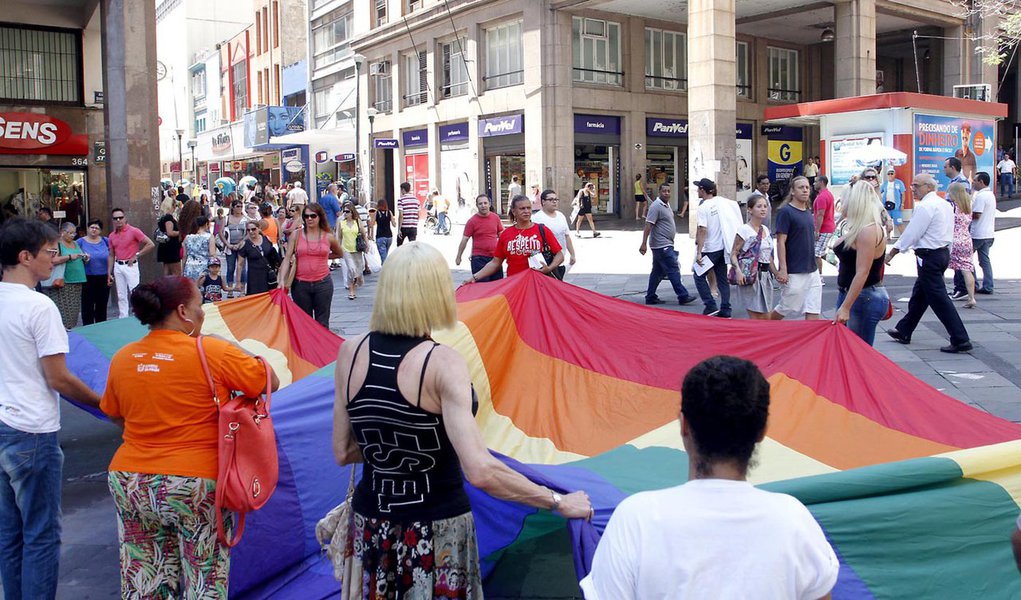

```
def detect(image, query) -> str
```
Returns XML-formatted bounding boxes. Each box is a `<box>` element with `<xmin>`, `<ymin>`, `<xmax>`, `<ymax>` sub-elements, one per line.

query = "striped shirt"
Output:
<box><xmin>398</xmin><ymin>193</ymin><xmax>420</xmax><ymax>228</ymax></box>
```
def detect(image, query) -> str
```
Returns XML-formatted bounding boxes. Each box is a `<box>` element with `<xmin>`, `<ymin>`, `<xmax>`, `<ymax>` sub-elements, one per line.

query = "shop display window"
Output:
<box><xmin>0</xmin><ymin>168</ymin><xmax>87</xmax><ymax>229</ymax></box>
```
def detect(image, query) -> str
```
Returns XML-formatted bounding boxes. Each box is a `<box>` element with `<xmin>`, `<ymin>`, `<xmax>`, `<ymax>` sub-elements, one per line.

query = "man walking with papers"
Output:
<box><xmin>692</xmin><ymin>179</ymin><xmax>737</xmax><ymax>317</ymax></box>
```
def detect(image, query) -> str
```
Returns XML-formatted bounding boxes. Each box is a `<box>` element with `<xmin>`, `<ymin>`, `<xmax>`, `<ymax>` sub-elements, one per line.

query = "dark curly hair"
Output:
<box><xmin>130</xmin><ymin>276</ymin><xmax>196</xmax><ymax>326</ymax></box>
<box><xmin>681</xmin><ymin>356</ymin><xmax>770</xmax><ymax>476</ymax></box>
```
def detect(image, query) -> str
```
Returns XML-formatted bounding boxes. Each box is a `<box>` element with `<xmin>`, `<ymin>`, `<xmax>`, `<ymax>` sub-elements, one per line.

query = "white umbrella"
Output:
<box><xmin>849</xmin><ymin>143</ymin><xmax>907</xmax><ymax>166</ymax></box>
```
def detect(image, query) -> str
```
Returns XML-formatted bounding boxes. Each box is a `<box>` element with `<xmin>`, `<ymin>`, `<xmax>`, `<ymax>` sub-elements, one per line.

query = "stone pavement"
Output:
<box><xmin>29</xmin><ymin>207</ymin><xmax>1021</xmax><ymax>599</ymax></box>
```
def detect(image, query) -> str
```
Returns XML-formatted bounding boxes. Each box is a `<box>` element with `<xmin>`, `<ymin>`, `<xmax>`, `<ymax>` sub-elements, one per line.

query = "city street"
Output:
<box><xmin>44</xmin><ymin>205</ymin><xmax>1021</xmax><ymax>599</ymax></box>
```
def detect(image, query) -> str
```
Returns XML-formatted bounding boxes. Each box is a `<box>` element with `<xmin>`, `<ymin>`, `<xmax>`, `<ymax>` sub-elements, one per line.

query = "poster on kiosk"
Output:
<box><xmin>913</xmin><ymin>114</ymin><xmax>996</xmax><ymax>191</ymax></box>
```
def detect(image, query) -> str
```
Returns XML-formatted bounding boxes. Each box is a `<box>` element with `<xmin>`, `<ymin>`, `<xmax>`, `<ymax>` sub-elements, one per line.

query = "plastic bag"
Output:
<box><xmin>365</xmin><ymin>241</ymin><xmax>382</xmax><ymax>273</ymax></box>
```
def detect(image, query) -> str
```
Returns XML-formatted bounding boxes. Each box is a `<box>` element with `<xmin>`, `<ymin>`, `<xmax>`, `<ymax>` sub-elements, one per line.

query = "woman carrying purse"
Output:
<box><xmin>339</xmin><ymin>202</ymin><xmax>368</xmax><ymax>300</ymax></box>
<box><xmin>730</xmin><ymin>195</ymin><xmax>779</xmax><ymax>320</ymax></box>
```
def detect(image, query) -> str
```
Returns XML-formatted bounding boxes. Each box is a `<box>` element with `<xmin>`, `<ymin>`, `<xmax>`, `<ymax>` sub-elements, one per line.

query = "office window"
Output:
<box><xmin>406</xmin><ymin>0</ymin><xmax>423</xmax><ymax>14</ymax></box>
<box><xmin>736</xmin><ymin>41</ymin><xmax>751</xmax><ymax>98</ymax></box>
<box><xmin>312</xmin><ymin>68</ymin><xmax>354</xmax><ymax>128</ymax></box>
<box><xmin>312</xmin><ymin>8</ymin><xmax>353</xmax><ymax>70</ymax></box>
<box><xmin>191</xmin><ymin>66</ymin><xmax>206</xmax><ymax>100</ymax></box>
<box><xmin>262</xmin><ymin>8</ymin><xmax>269</xmax><ymax>51</ymax></box>
<box><xmin>439</xmin><ymin>39</ymin><xmax>468</xmax><ymax>98</ymax></box>
<box><xmin>572</xmin><ymin>17</ymin><xmax>622</xmax><ymax>86</ymax></box>
<box><xmin>371</xmin><ymin>60</ymin><xmax>392</xmax><ymax>112</ymax></box>
<box><xmin>644</xmin><ymin>28</ymin><xmax>685</xmax><ymax>91</ymax></box>
<box><xmin>273</xmin><ymin>1</ymin><xmax>280</xmax><ymax>48</ymax></box>
<box><xmin>255</xmin><ymin>12</ymin><xmax>262</xmax><ymax>55</ymax></box>
<box><xmin>194</xmin><ymin>110</ymin><xmax>207</xmax><ymax>134</ymax></box>
<box><xmin>0</xmin><ymin>25</ymin><xmax>81</xmax><ymax>103</ymax></box>
<box><xmin>375</xmin><ymin>0</ymin><xmax>387</xmax><ymax>27</ymax></box>
<box><xmin>403</xmin><ymin>50</ymin><xmax>427</xmax><ymax>107</ymax></box>
<box><xmin>768</xmin><ymin>46</ymin><xmax>799</xmax><ymax>102</ymax></box>
<box><xmin>257</xmin><ymin>70</ymin><xmax>263</xmax><ymax>105</ymax></box>
<box><xmin>484</xmin><ymin>21</ymin><xmax>522</xmax><ymax>90</ymax></box>
<box><xmin>275</xmin><ymin>64</ymin><xmax>281</xmax><ymax>105</ymax></box>
<box><xmin>232</xmin><ymin>61</ymin><xmax>248</xmax><ymax>118</ymax></box>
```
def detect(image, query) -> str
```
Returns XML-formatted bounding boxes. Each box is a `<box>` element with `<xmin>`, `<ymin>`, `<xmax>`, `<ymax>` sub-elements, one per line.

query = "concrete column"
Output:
<box><xmin>943</xmin><ymin>25</ymin><xmax>964</xmax><ymax>95</ymax></box>
<box><xmin>523</xmin><ymin>0</ymin><xmax>546</xmax><ymax>193</ymax></box>
<box><xmin>101</xmin><ymin>0</ymin><xmax>160</xmax><ymax>277</ymax></box>
<box><xmin>834</xmin><ymin>0</ymin><xmax>877</xmax><ymax>97</ymax></box>
<box><xmin>687</xmin><ymin>0</ymin><xmax>737</xmax><ymax>216</ymax></box>
<box><xmin>975</xmin><ymin>14</ymin><xmax>999</xmax><ymax>99</ymax></box>
<box><xmin>543</xmin><ymin>6</ymin><xmax>575</xmax><ymax>200</ymax></box>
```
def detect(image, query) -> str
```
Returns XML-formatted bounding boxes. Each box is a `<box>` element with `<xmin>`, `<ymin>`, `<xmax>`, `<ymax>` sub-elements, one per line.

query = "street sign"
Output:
<box><xmin>93</xmin><ymin>141</ymin><xmax>105</xmax><ymax>164</ymax></box>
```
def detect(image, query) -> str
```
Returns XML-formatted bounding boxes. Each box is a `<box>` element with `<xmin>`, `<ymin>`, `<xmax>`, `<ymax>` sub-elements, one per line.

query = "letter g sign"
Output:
<box><xmin>780</xmin><ymin>143</ymin><xmax>791</xmax><ymax>162</ymax></box>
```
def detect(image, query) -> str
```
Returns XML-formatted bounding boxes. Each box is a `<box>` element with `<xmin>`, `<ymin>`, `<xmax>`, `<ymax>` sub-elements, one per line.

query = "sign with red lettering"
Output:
<box><xmin>0</xmin><ymin>112</ymin><xmax>87</xmax><ymax>156</ymax></box>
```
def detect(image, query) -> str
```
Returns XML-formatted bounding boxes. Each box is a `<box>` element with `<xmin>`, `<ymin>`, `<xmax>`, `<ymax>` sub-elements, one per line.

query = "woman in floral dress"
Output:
<box><xmin>947</xmin><ymin>183</ymin><xmax>977</xmax><ymax>308</ymax></box>
<box><xmin>183</xmin><ymin>215</ymin><xmax>217</xmax><ymax>283</ymax></box>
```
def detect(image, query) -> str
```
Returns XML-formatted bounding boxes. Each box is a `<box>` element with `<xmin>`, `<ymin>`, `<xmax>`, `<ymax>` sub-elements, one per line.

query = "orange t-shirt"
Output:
<box><xmin>101</xmin><ymin>330</ymin><xmax>267</xmax><ymax>479</ymax></box>
<box><xmin>262</xmin><ymin>217</ymin><xmax>279</xmax><ymax>244</ymax></box>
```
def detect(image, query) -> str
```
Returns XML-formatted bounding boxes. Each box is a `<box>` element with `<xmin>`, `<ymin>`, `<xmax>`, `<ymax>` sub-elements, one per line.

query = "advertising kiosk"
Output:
<box><xmin>763</xmin><ymin>92</ymin><xmax>1007</xmax><ymax>219</ymax></box>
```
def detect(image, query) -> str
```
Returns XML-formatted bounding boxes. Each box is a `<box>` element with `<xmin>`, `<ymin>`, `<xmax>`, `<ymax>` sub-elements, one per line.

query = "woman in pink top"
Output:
<box><xmin>279</xmin><ymin>202</ymin><xmax>343</xmax><ymax>328</ymax></box>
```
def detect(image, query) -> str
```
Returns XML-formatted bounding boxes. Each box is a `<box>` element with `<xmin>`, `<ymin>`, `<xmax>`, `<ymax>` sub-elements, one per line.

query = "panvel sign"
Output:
<box><xmin>766</xmin><ymin>126</ymin><xmax>803</xmax><ymax>183</ymax></box>
<box><xmin>0</xmin><ymin>112</ymin><xmax>87</xmax><ymax>155</ymax></box>
<box><xmin>914</xmin><ymin>114</ymin><xmax>995</xmax><ymax>189</ymax></box>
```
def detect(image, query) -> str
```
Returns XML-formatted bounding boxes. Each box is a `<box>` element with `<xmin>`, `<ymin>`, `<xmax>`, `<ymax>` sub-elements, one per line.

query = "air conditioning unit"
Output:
<box><xmin>370</xmin><ymin>62</ymin><xmax>389</xmax><ymax>75</ymax></box>
<box><xmin>953</xmin><ymin>84</ymin><xmax>992</xmax><ymax>102</ymax></box>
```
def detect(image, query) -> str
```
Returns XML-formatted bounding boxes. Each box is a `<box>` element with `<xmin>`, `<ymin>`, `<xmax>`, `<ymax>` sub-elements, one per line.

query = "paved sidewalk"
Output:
<box><xmin>27</xmin><ymin>211</ymin><xmax>1021</xmax><ymax>599</ymax></box>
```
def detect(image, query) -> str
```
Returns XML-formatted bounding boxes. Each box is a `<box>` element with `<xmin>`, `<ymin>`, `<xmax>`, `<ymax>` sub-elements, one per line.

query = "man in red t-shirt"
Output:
<box><xmin>456</xmin><ymin>194</ymin><xmax>505</xmax><ymax>282</ymax></box>
<box><xmin>469</xmin><ymin>195</ymin><xmax>563</xmax><ymax>281</ymax></box>
<box><xmin>812</xmin><ymin>176</ymin><xmax>836</xmax><ymax>280</ymax></box>
<box><xmin>107</xmin><ymin>207</ymin><xmax>155</xmax><ymax>318</ymax></box>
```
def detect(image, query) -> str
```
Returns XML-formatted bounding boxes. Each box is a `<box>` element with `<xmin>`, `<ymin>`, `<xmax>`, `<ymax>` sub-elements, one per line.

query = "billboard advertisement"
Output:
<box><xmin>829</xmin><ymin>134</ymin><xmax>884</xmax><ymax>185</ymax></box>
<box><xmin>245</xmin><ymin>106</ymin><xmax>306</xmax><ymax>147</ymax></box>
<box><xmin>765</xmin><ymin>126</ymin><xmax>803</xmax><ymax>183</ymax></box>
<box><xmin>913</xmin><ymin>114</ymin><xmax>995</xmax><ymax>189</ymax></box>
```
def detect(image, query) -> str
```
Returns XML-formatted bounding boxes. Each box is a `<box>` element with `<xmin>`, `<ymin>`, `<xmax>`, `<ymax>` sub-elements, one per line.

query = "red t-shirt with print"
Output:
<box><xmin>494</xmin><ymin>223</ymin><xmax>563</xmax><ymax>276</ymax></box>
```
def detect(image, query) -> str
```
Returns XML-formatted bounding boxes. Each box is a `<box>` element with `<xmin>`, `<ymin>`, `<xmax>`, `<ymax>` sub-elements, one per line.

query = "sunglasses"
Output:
<box><xmin>342</xmin><ymin>210</ymin><xmax>351</xmax><ymax>214</ymax></box>
<box><xmin>246</xmin><ymin>227</ymin><xmax>259</xmax><ymax>232</ymax></box>
<box><xmin>303</xmin><ymin>213</ymin><xmax>318</xmax><ymax>220</ymax></box>
<box><xmin>112</xmin><ymin>216</ymin><xmax>125</xmax><ymax>220</ymax></box>
<box><xmin>863</xmin><ymin>175</ymin><xmax>878</xmax><ymax>180</ymax></box>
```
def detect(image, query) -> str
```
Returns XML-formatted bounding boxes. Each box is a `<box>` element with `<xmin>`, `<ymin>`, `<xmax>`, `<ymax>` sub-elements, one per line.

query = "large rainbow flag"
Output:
<box><xmin>66</xmin><ymin>276</ymin><xmax>1021</xmax><ymax>598</ymax></box>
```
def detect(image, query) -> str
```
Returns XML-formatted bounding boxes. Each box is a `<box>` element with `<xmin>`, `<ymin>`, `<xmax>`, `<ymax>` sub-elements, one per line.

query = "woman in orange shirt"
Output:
<box><xmin>100</xmin><ymin>276</ymin><xmax>279</xmax><ymax>598</ymax></box>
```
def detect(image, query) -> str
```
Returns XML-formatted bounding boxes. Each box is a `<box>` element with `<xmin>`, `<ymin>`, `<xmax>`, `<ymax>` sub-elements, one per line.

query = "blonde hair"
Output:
<box><xmin>842</xmin><ymin>180</ymin><xmax>887</xmax><ymax>246</ymax></box>
<box><xmin>369</xmin><ymin>242</ymin><xmax>457</xmax><ymax>337</ymax></box>
<box><xmin>947</xmin><ymin>182</ymin><xmax>972</xmax><ymax>214</ymax></box>
<box><xmin>781</xmin><ymin>175</ymin><xmax>810</xmax><ymax>208</ymax></box>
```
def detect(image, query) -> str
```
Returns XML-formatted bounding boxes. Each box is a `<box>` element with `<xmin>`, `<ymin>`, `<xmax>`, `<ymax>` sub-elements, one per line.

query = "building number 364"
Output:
<box><xmin>71</xmin><ymin>157</ymin><xmax>88</xmax><ymax>166</ymax></box>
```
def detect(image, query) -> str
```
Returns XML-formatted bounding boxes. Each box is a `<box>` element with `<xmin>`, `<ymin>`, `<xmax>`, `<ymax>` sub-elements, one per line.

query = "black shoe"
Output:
<box><xmin>886</xmin><ymin>329</ymin><xmax>911</xmax><ymax>344</ymax></box>
<box><xmin>716</xmin><ymin>308</ymin><xmax>732</xmax><ymax>318</ymax></box>
<box><xmin>645</xmin><ymin>297</ymin><xmax>665</xmax><ymax>305</ymax></box>
<box><xmin>949</xmin><ymin>290</ymin><xmax>968</xmax><ymax>301</ymax></box>
<box><xmin>703</xmin><ymin>306</ymin><xmax>720</xmax><ymax>317</ymax></box>
<box><xmin>975</xmin><ymin>289</ymin><xmax>993</xmax><ymax>295</ymax></box>
<box><xmin>678</xmin><ymin>295</ymin><xmax>697</xmax><ymax>306</ymax></box>
<box><xmin>592</xmin><ymin>232</ymin><xmax>601</xmax><ymax>238</ymax></box>
<box><xmin>940</xmin><ymin>341</ymin><xmax>973</xmax><ymax>353</ymax></box>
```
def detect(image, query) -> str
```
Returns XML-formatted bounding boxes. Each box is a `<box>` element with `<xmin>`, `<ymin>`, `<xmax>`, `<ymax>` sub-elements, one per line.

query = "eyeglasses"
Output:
<box><xmin>862</xmin><ymin>175</ymin><xmax>878</xmax><ymax>180</ymax></box>
<box><xmin>246</xmin><ymin>227</ymin><xmax>259</xmax><ymax>232</ymax></box>
<box><xmin>44</xmin><ymin>248</ymin><xmax>59</xmax><ymax>256</ymax></box>
<box><xmin>303</xmin><ymin>213</ymin><xmax>318</xmax><ymax>220</ymax></box>
<box><xmin>112</xmin><ymin>216</ymin><xmax>125</xmax><ymax>221</ymax></box>
<box><xmin>544</xmin><ymin>197</ymin><xmax>560</xmax><ymax>202</ymax></box>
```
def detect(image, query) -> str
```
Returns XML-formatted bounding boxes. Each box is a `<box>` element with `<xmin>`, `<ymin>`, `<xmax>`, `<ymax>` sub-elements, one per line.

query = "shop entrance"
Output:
<box><xmin>646</xmin><ymin>145</ymin><xmax>687</xmax><ymax>210</ymax></box>
<box><xmin>0</xmin><ymin>168</ymin><xmax>88</xmax><ymax>229</ymax></box>
<box><xmin>573</xmin><ymin>145</ymin><xmax>618</xmax><ymax>214</ymax></box>
<box><xmin>486</xmin><ymin>154</ymin><xmax>525</xmax><ymax>215</ymax></box>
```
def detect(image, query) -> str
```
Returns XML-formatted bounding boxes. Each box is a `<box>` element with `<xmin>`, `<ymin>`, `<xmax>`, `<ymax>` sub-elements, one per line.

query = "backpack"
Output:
<box><xmin>196</xmin><ymin>336</ymin><xmax>279</xmax><ymax>547</ymax></box>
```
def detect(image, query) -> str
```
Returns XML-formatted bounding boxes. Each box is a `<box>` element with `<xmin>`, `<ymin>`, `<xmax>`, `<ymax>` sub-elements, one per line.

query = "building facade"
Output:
<box><xmin>347</xmin><ymin>0</ymin><xmax>999</xmax><ymax>217</ymax></box>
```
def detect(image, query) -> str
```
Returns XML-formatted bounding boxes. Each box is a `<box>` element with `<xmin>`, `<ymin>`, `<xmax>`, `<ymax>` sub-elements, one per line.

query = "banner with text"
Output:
<box><xmin>913</xmin><ymin>114</ymin><xmax>995</xmax><ymax>189</ymax></box>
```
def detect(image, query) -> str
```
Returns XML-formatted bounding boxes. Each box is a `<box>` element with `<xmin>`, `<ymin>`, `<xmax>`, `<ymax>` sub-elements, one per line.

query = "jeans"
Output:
<box><xmin>437</xmin><ymin>212</ymin><xmax>449</xmax><ymax>234</ymax></box>
<box><xmin>836</xmin><ymin>285</ymin><xmax>889</xmax><ymax>346</ymax></box>
<box><xmin>113</xmin><ymin>262</ymin><xmax>140</xmax><ymax>318</ymax></box>
<box><xmin>224</xmin><ymin>251</ymin><xmax>247</xmax><ymax>287</ymax></box>
<box><xmin>894</xmin><ymin>247</ymin><xmax>969</xmax><ymax>346</ymax></box>
<box><xmin>646</xmin><ymin>246</ymin><xmax>693</xmax><ymax>302</ymax></box>
<box><xmin>376</xmin><ymin>237</ymin><xmax>392</xmax><ymax>264</ymax></box>
<box><xmin>397</xmin><ymin>227</ymin><xmax>417</xmax><ymax>246</ymax></box>
<box><xmin>973</xmin><ymin>238</ymin><xmax>994</xmax><ymax>293</ymax></box>
<box><xmin>1000</xmin><ymin>172</ymin><xmax>1015</xmax><ymax>197</ymax></box>
<box><xmin>470</xmin><ymin>255</ymin><xmax>503</xmax><ymax>282</ymax></box>
<box><xmin>291</xmin><ymin>275</ymin><xmax>333</xmax><ymax>329</ymax></box>
<box><xmin>80</xmin><ymin>274</ymin><xmax>110</xmax><ymax>325</ymax></box>
<box><xmin>0</xmin><ymin>421</ymin><xmax>63</xmax><ymax>600</ymax></box>
<box><xmin>693</xmin><ymin>249</ymin><xmax>731</xmax><ymax>311</ymax></box>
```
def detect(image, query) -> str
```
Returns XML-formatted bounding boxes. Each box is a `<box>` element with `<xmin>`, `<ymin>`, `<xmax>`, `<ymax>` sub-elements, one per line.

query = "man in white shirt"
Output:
<box><xmin>286</xmin><ymin>180</ymin><xmax>309</xmax><ymax>209</ymax></box>
<box><xmin>996</xmin><ymin>153</ymin><xmax>1016</xmax><ymax>199</ymax></box>
<box><xmin>0</xmin><ymin>218</ymin><xmax>102</xmax><ymax>598</ymax></box>
<box><xmin>507</xmin><ymin>175</ymin><xmax>522</xmax><ymax>202</ymax></box>
<box><xmin>885</xmin><ymin>173</ymin><xmax>972</xmax><ymax>353</ymax></box>
<box><xmin>693</xmin><ymin>179</ymin><xmax>734</xmax><ymax>318</ymax></box>
<box><xmin>580</xmin><ymin>356</ymin><xmax>839</xmax><ymax>600</ymax></box>
<box><xmin>531</xmin><ymin>189</ymin><xmax>577</xmax><ymax>278</ymax></box>
<box><xmin>970</xmin><ymin>172</ymin><xmax>996</xmax><ymax>295</ymax></box>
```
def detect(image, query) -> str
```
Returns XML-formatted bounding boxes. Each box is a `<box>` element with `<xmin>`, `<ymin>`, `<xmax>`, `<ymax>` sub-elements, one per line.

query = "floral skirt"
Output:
<box><xmin>42</xmin><ymin>282</ymin><xmax>82</xmax><ymax>329</ymax></box>
<box><xmin>348</xmin><ymin>511</ymin><xmax>483</xmax><ymax>600</ymax></box>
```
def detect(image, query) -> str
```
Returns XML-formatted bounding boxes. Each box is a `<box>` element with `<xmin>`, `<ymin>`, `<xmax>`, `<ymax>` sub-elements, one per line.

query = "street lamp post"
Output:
<box><xmin>353</xmin><ymin>54</ymin><xmax>366</xmax><ymax>202</ymax></box>
<box><xmin>175</xmin><ymin>128</ymin><xmax>184</xmax><ymax>184</ymax></box>
<box><xmin>187</xmin><ymin>139</ymin><xmax>198</xmax><ymax>189</ymax></box>
<box><xmin>367</xmin><ymin>107</ymin><xmax>378</xmax><ymax>206</ymax></box>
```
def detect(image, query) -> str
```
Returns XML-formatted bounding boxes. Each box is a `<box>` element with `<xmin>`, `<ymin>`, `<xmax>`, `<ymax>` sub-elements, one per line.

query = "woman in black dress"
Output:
<box><xmin>572</xmin><ymin>182</ymin><xmax>600</xmax><ymax>238</ymax></box>
<box><xmin>156</xmin><ymin>198</ymin><xmax>182</xmax><ymax>276</ymax></box>
<box><xmin>236</xmin><ymin>219</ymin><xmax>279</xmax><ymax>295</ymax></box>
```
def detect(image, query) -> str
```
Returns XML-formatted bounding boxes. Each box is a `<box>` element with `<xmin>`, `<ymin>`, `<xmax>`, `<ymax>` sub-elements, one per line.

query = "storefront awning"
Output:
<box><xmin>763</xmin><ymin>92</ymin><xmax>1008</xmax><ymax>126</ymax></box>
<box><xmin>269</xmin><ymin>127</ymin><xmax>355</xmax><ymax>155</ymax></box>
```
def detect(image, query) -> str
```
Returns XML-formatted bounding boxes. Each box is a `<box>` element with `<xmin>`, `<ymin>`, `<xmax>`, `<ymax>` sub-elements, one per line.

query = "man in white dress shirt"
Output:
<box><xmin>885</xmin><ymin>173</ymin><xmax>972</xmax><ymax>353</ymax></box>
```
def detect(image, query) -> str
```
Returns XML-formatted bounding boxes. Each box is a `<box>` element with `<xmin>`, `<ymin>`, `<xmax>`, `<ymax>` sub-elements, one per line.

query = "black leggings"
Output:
<box><xmin>81</xmin><ymin>274</ymin><xmax>110</xmax><ymax>325</ymax></box>
<box><xmin>291</xmin><ymin>275</ymin><xmax>333</xmax><ymax>329</ymax></box>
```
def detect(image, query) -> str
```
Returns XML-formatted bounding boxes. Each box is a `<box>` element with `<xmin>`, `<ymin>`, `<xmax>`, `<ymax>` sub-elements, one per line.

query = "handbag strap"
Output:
<box><xmin>195</xmin><ymin>335</ymin><xmax>220</xmax><ymax>405</ymax></box>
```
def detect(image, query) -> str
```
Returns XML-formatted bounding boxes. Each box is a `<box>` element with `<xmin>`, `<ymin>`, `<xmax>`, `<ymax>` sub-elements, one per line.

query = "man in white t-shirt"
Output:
<box><xmin>0</xmin><ymin>218</ymin><xmax>103</xmax><ymax>598</ymax></box>
<box><xmin>693</xmin><ymin>178</ymin><xmax>734</xmax><ymax>318</ymax></box>
<box><xmin>286</xmin><ymin>181</ymin><xmax>309</xmax><ymax>209</ymax></box>
<box><xmin>531</xmin><ymin>189</ymin><xmax>577</xmax><ymax>276</ymax></box>
<box><xmin>581</xmin><ymin>356</ymin><xmax>839</xmax><ymax>600</ymax></box>
<box><xmin>996</xmin><ymin>153</ymin><xmax>1016</xmax><ymax>199</ymax></box>
<box><xmin>971</xmin><ymin>172</ymin><xmax>996</xmax><ymax>295</ymax></box>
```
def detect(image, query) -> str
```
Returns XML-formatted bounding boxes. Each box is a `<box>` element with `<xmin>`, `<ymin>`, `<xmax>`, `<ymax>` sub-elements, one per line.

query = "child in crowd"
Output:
<box><xmin>197</xmin><ymin>257</ymin><xmax>225</xmax><ymax>303</ymax></box>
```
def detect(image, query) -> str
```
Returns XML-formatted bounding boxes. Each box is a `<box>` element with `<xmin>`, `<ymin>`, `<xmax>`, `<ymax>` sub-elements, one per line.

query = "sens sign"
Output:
<box><xmin>0</xmin><ymin>113</ymin><xmax>71</xmax><ymax>150</ymax></box>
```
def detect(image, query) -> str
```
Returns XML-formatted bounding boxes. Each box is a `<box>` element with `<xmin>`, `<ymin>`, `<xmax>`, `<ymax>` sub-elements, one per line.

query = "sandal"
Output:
<box><xmin>964</xmin><ymin>301</ymin><xmax>977</xmax><ymax>309</ymax></box>
<box><xmin>348</xmin><ymin>294</ymin><xmax>356</xmax><ymax>300</ymax></box>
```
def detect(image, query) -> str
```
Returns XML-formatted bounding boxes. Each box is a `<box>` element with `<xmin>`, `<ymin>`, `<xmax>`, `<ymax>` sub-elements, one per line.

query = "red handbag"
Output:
<box><xmin>196</xmin><ymin>336</ymin><xmax>279</xmax><ymax>547</ymax></box>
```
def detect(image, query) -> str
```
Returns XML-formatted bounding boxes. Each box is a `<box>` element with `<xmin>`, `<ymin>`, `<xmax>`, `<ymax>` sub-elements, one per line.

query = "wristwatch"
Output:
<box><xmin>550</xmin><ymin>490</ymin><xmax>562</xmax><ymax>512</ymax></box>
